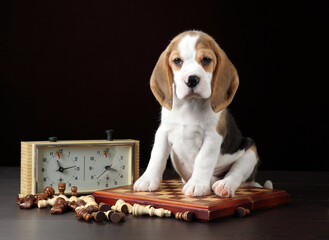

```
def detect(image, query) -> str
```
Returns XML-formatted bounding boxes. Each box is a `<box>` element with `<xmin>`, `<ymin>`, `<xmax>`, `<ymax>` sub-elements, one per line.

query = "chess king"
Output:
<box><xmin>133</xmin><ymin>31</ymin><xmax>272</xmax><ymax>197</ymax></box>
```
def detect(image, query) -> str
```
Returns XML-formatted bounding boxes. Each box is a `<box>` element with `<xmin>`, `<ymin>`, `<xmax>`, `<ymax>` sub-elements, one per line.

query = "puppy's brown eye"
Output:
<box><xmin>201</xmin><ymin>57</ymin><xmax>212</xmax><ymax>66</ymax></box>
<box><xmin>173</xmin><ymin>58</ymin><xmax>183</xmax><ymax>66</ymax></box>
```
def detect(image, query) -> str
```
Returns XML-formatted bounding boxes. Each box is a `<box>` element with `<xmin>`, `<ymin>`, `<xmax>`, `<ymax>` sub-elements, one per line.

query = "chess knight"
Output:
<box><xmin>134</xmin><ymin>31</ymin><xmax>272</xmax><ymax>197</ymax></box>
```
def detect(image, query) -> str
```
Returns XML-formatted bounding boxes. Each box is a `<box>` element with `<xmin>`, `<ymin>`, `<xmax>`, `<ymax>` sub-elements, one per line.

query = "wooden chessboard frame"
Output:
<box><xmin>93</xmin><ymin>179</ymin><xmax>290</xmax><ymax>221</ymax></box>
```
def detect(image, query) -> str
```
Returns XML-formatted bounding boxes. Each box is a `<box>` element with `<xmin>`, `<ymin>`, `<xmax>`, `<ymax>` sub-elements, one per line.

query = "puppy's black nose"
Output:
<box><xmin>186</xmin><ymin>75</ymin><xmax>200</xmax><ymax>88</ymax></box>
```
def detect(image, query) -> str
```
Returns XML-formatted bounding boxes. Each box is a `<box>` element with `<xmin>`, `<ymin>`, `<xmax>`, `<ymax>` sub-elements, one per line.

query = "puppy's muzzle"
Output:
<box><xmin>185</xmin><ymin>75</ymin><xmax>200</xmax><ymax>88</ymax></box>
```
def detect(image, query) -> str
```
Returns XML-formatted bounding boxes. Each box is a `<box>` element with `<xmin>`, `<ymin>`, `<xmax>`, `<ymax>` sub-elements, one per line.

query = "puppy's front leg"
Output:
<box><xmin>182</xmin><ymin>133</ymin><xmax>222</xmax><ymax>196</ymax></box>
<box><xmin>212</xmin><ymin>147</ymin><xmax>258</xmax><ymax>197</ymax></box>
<box><xmin>134</xmin><ymin>126</ymin><xmax>170</xmax><ymax>192</ymax></box>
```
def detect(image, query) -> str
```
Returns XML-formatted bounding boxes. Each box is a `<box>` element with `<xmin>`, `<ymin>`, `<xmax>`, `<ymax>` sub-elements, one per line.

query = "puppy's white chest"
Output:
<box><xmin>169</xmin><ymin>124</ymin><xmax>203</xmax><ymax>160</ymax></box>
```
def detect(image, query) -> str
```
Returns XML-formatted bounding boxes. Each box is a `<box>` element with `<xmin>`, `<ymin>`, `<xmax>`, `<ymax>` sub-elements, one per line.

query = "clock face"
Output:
<box><xmin>35</xmin><ymin>144</ymin><xmax>133</xmax><ymax>193</ymax></box>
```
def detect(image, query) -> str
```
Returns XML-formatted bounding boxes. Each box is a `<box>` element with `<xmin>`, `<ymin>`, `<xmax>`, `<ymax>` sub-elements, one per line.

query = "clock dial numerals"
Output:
<box><xmin>37</xmin><ymin>145</ymin><xmax>132</xmax><ymax>193</ymax></box>
<box><xmin>87</xmin><ymin>147</ymin><xmax>129</xmax><ymax>189</ymax></box>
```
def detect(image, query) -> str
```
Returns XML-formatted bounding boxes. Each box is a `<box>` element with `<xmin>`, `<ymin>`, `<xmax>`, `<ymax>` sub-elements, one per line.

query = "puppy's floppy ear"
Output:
<box><xmin>150</xmin><ymin>47</ymin><xmax>173</xmax><ymax>110</ymax></box>
<box><xmin>211</xmin><ymin>43</ymin><xmax>239</xmax><ymax>113</ymax></box>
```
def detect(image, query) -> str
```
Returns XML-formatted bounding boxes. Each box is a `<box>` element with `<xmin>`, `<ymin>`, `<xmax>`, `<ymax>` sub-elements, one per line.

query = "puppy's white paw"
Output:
<box><xmin>182</xmin><ymin>179</ymin><xmax>211</xmax><ymax>197</ymax></box>
<box><xmin>133</xmin><ymin>174</ymin><xmax>161</xmax><ymax>192</ymax></box>
<box><xmin>212</xmin><ymin>178</ymin><xmax>239</xmax><ymax>197</ymax></box>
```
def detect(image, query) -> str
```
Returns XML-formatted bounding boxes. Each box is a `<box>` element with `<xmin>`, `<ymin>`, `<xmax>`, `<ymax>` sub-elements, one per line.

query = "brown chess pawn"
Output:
<box><xmin>91</xmin><ymin>211</ymin><xmax>106</xmax><ymax>222</ymax></box>
<box><xmin>58</xmin><ymin>182</ymin><xmax>66</xmax><ymax>195</ymax></box>
<box><xmin>99</xmin><ymin>202</ymin><xmax>111</xmax><ymax>212</ymax></box>
<box><xmin>50</xmin><ymin>197</ymin><xmax>68</xmax><ymax>214</ymax></box>
<box><xmin>175</xmin><ymin>211</ymin><xmax>195</xmax><ymax>222</ymax></box>
<box><xmin>71</xmin><ymin>186</ymin><xmax>78</xmax><ymax>197</ymax></box>
<box><xmin>235</xmin><ymin>207</ymin><xmax>250</xmax><ymax>218</ymax></box>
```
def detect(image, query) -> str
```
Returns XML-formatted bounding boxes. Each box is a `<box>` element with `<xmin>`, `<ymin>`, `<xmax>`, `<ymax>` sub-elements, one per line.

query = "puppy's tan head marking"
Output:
<box><xmin>209</xmin><ymin>39</ymin><xmax>239</xmax><ymax>113</ymax></box>
<box><xmin>150</xmin><ymin>46</ymin><xmax>173</xmax><ymax>110</ymax></box>
<box><xmin>150</xmin><ymin>31</ymin><xmax>197</xmax><ymax>110</ymax></box>
<box><xmin>150</xmin><ymin>31</ymin><xmax>239</xmax><ymax>112</ymax></box>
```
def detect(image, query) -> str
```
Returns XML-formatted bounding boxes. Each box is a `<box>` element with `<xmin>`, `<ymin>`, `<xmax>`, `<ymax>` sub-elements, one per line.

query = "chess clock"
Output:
<box><xmin>20</xmin><ymin>131</ymin><xmax>139</xmax><ymax>195</ymax></box>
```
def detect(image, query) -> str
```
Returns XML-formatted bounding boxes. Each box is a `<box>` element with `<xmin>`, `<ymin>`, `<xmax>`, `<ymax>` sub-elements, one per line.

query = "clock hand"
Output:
<box><xmin>97</xmin><ymin>169</ymin><xmax>108</xmax><ymax>179</ymax></box>
<box><xmin>56</xmin><ymin>165</ymin><xmax>76</xmax><ymax>171</ymax></box>
<box><xmin>108</xmin><ymin>167</ymin><xmax>117</xmax><ymax>172</ymax></box>
<box><xmin>56</xmin><ymin>160</ymin><xmax>64</xmax><ymax>173</ymax></box>
<box><xmin>97</xmin><ymin>165</ymin><xmax>114</xmax><ymax>179</ymax></box>
<box><xmin>57</xmin><ymin>160</ymin><xmax>62</xmax><ymax>168</ymax></box>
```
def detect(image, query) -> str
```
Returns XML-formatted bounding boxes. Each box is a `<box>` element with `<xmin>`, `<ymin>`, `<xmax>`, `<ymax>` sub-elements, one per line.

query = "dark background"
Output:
<box><xmin>1</xmin><ymin>0</ymin><xmax>328</xmax><ymax>171</ymax></box>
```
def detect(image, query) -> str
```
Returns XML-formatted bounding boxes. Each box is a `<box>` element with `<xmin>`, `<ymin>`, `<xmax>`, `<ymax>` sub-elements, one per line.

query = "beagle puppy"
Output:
<box><xmin>134</xmin><ymin>30</ymin><xmax>271</xmax><ymax>197</ymax></box>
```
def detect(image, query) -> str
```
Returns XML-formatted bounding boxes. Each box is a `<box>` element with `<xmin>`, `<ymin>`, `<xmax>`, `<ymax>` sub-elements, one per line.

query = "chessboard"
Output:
<box><xmin>93</xmin><ymin>179</ymin><xmax>290</xmax><ymax>221</ymax></box>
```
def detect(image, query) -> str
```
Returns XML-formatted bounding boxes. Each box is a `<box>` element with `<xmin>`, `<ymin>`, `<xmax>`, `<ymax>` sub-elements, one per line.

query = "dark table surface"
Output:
<box><xmin>1</xmin><ymin>167</ymin><xmax>328</xmax><ymax>240</ymax></box>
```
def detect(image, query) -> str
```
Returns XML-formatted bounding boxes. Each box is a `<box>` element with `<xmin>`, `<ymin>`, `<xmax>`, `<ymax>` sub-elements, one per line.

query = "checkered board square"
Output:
<box><xmin>93</xmin><ymin>179</ymin><xmax>290</xmax><ymax>221</ymax></box>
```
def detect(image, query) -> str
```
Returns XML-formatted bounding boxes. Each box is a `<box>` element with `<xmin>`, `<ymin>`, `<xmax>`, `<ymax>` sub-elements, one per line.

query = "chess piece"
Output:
<box><xmin>18</xmin><ymin>194</ymin><xmax>35</xmax><ymax>209</ymax></box>
<box><xmin>69</xmin><ymin>186</ymin><xmax>79</xmax><ymax>203</ymax></box>
<box><xmin>43</xmin><ymin>186</ymin><xmax>55</xmax><ymax>198</ymax></box>
<box><xmin>16</xmin><ymin>194</ymin><xmax>25</xmax><ymax>205</ymax></box>
<box><xmin>113</xmin><ymin>199</ymin><xmax>132</xmax><ymax>213</ymax></box>
<box><xmin>85</xmin><ymin>205</ymin><xmax>98</xmax><ymax>214</ymax></box>
<box><xmin>50</xmin><ymin>197</ymin><xmax>68</xmax><ymax>214</ymax></box>
<box><xmin>175</xmin><ymin>211</ymin><xmax>195</xmax><ymax>222</ymax></box>
<box><xmin>111</xmin><ymin>199</ymin><xmax>128</xmax><ymax>214</ymax></box>
<box><xmin>58</xmin><ymin>182</ymin><xmax>66</xmax><ymax>195</ymax></box>
<box><xmin>38</xmin><ymin>196</ymin><xmax>58</xmax><ymax>208</ymax></box>
<box><xmin>104</xmin><ymin>210</ymin><xmax>115</xmax><ymax>221</ymax></box>
<box><xmin>235</xmin><ymin>207</ymin><xmax>250</xmax><ymax>218</ymax></box>
<box><xmin>35</xmin><ymin>193</ymin><xmax>48</xmax><ymax>205</ymax></box>
<box><xmin>99</xmin><ymin>202</ymin><xmax>111</xmax><ymax>212</ymax></box>
<box><xmin>74</xmin><ymin>196</ymin><xmax>98</xmax><ymax>213</ymax></box>
<box><xmin>71</xmin><ymin>186</ymin><xmax>78</xmax><ymax>197</ymax></box>
<box><xmin>67</xmin><ymin>201</ymin><xmax>78</xmax><ymax>210</ymax></box>
<box><xmin>132</xmin><ymin>204</ymin><xmax>171</xmax><ymax>217</ymax></box>
<box><xmin>76</xmin><ymin>199</ymin><xmax>86</xmax><ymax>206</ymax></box>
<box><xmin>43</xmin><ymin>186</ymin><xmax>55</xmax><ymax>197</ymax></box>
<box><xmin>91</xmin><ymin>211</ymin><xmax>106</xmax><ymax>222</ymax></box>
<box><xmin>110</xmin><ymin>212</ymin><xmax>125</xmax><ymax>223</ymax></box>
<box><xmin>80</xmin><ymin>195</ymin><xmax>97</xmax><ymax>207</ymax></box>
<box><xmin>76</xmin><ymin>208</ymin><xmax>92</xmax><ymax>222</ymax></box>
<box><xmin>104</xmin><ymin>209</ymin><xmax>125</xmax><ymax>223</ymax></box>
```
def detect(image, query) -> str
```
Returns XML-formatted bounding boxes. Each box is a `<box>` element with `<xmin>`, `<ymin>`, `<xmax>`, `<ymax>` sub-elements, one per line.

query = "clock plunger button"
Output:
<box><xmin>105</xmin><ymin>130</ymin><xmax>114</xmax><ymax>141</ymax></box>
<box><xmin>48</xmin><ymin>137</ymin><xmax>58</xmax><ymax>142</ymax></box>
